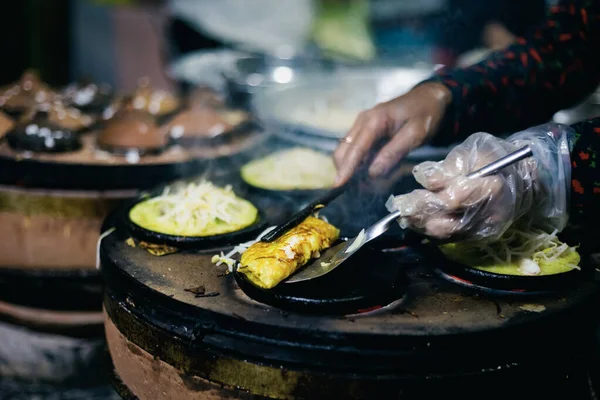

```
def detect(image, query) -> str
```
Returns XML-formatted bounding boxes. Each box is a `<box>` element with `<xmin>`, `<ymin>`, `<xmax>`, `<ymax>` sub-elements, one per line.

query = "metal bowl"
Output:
<box><xmin>222</xmin><ymin>54</ymin><xmax>338</xmax><ymax>108</ymax></box>
<box><xmin>252</xmin><ymin>65</ymin><xmax>432</xmax><ymax>137</ymax></box>
<box><xmin>251</xmin><ymin>64</ymin><xmax>452</xmax><ymax>159</ymax></box>
<box><xmin>167</xmin><ymin>49</ymin><xmax>247</xmax><ymax>94</ymax></box>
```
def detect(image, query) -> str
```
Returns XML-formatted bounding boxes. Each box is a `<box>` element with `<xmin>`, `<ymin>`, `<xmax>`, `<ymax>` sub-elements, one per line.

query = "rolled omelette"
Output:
<box><xmin>238</xmin><ymin>216</ymin><xmax>340</xmax><ymax>289</ymax></box>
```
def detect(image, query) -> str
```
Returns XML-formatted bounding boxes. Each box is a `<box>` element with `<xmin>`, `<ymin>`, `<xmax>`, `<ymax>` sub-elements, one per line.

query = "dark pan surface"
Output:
<box><xmin>234</xmin><ymin>239</ymin><xmax>408</xmax><ymax>315</ymax></box>
<box><xmin>437</xmin><ymin>256</ymin><xmax>582</xmax><ymax>293</ymax></box>
<box><xmin>387</xmin><ymin>229</ymin><xmax>585</xmax><ymax>294</ymax></box>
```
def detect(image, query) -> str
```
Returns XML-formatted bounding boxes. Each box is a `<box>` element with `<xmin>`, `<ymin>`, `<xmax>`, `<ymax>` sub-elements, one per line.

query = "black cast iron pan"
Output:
<box><xmin>240</xmin><ymin>177</ymin><xmax>332</xmax><ymax>200</ymax></box>
<box><xmin>233</xmin><ymin>238</ymin><xmax>408</xmax><ymax>315</ymax></box>
<box><xmin>434</xmin><ymin>252</ymin><xmax>584</xmax><ymax>293</ymax></box>
<box><xmin>395</xmin><ymin>227</ymin><xmax>585</xmax><ymax>293</ymax></box>
<box><xmin>238</xmin><ymin>143</ymin><xmax>337</xmax><ymax>200</ymax></box>
<box><xmin>122</xmin><ymin>186</ymin><xmax>269</xmax><ymax>250</ymax></box>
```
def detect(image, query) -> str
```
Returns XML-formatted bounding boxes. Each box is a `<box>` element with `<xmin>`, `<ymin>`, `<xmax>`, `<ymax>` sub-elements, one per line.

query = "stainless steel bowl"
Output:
<box><xmin>167</xmin><ymin>49</ymin><xmax>247</xmax><ymax>94</ymax></box>
<box><xmin>221</xmin><ymin>54</ymin><xmax>339</xmax><ymax>108</ymax></box>
<box><xmin>250</xmin><ymin>65</ymin><xmax>450</xmax><ymax>159</ymax></box>
<box><xmin>252</xmin><ymin>66</ymin><xmax>433</xmax><ymax>137</ymax></box>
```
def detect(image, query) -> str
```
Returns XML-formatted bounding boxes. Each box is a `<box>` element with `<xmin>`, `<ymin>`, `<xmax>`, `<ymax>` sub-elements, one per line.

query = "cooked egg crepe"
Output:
<box><xmin>238</xmin><ymin>216</ymin><xmax>340</xmax><ymax>289</ymax></box>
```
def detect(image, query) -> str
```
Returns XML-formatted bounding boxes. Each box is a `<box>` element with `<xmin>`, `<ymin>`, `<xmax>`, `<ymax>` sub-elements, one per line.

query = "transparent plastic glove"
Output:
<box><xmin>386</xmin><ymin>123</ymin><xmax>573</xmax><ymax>242</ymax></box>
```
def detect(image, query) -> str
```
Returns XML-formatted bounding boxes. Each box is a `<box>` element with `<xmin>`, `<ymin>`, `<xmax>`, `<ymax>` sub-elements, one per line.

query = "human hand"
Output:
<box><xmin>333</xmin><ymin>82</ymin><xmax>452</xmax><ymax>186</ymax></box>
<box><xmin>386</xmin><ymin>124</ymin><xmax>573</xmax><ymax>242</ymax></box>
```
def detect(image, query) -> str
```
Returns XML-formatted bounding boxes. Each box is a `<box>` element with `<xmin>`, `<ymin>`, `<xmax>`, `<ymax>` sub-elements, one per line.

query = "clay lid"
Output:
<box><xmin>188</xmin><ymin>87</ymin><xmax>225</xmax><ymax>109</ymax></box>
<box><xmin>129</xmin><ymin>84</ymin><xmax>180</xmax><ymax>117</ymax></box>
<box><xmin>0</xmin><ymin>70</ymin><xmax>56</xmax><ymax>114</ymax></box>
<box><xmin>166</xmin><ymin>107</ymin><xmax>249</xmax><ymax>140</ymax></box>
<box><xmin>6</xmin><ymin>110</ymin><xmax>81</xmax><ymax>153</ymax></box>
<box><xmin>98</xmin><ymin>109</ymin><xmax>168</xmax><ymax>152</ymax></box>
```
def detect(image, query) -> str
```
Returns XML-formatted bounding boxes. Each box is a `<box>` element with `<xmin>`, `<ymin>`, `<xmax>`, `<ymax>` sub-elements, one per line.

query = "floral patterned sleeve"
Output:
<box><xmin>426</xmin><ymin>0</ymin><xmax>600</xmax><ymax>145</ymax></box>
<box><xmin>421</xmin><ymin>0</ymin><xmax>600</xmax><ymax>234</ymax></box>
<box><xmin>567</xmin><ymin>118</ymin><xmax>600</xmax><ymax>230</ymax></box>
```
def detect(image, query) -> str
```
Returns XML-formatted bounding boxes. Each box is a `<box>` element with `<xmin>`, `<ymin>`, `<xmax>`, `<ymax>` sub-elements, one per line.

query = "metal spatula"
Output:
<box><xmin>284</xmin><ymin>145</ymin><xmax>533</xmax><ymax>284</ymax></box>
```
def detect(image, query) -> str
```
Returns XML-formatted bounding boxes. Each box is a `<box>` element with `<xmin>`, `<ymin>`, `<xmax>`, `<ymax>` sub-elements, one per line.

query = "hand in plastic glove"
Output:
<box><xmin>333</xmin><ymin>82</ymin><xmax>452</xmax><ymax>186</ymax></box>
<box><xmin>386</xmin><ymin>124</ymin><xmax>573</xmax><ymax>242</ymax></box>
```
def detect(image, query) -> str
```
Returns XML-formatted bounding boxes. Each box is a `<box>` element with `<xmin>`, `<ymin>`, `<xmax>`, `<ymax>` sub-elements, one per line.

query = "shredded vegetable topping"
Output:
<box><xmin>211</xmin><ymin>226</ymin><xmax>277</xmax><ymax>272</ymax></box>
<box><xmin>129</xmin><ymin>181</ymin><xmax>258</xmax><ymax>237</ymax></box>
<box><xmin>470</xmin><ymin>229</ymin><xmax>578</xmax><ymax>267</ymax></box>
<box><xmin>441</xmin><ymin>227</ymin><xmax>581</xmax><ymax>276</ymax></box>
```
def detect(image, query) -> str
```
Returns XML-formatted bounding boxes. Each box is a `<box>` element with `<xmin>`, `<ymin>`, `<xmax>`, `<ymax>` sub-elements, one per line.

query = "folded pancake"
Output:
<box><xmin>238</xmin><ymin>216</ymin><xmax>339</xmax><ymax>289</ymax></box>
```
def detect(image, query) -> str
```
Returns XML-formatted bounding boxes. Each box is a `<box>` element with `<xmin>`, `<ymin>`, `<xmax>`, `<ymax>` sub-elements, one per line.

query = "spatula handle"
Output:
<box><xmin>260</xmin><ymin>184</ymin><xmax>346</xmax><ymax>242</ymax></box>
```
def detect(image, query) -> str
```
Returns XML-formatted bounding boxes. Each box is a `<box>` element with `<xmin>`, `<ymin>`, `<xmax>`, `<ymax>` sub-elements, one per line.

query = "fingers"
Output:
<box><xmin>411</xmin><ymin>145</ymin><xmax>469</xmax><ymax>191</ymax></box>
<box><xmin>432</xmin><ymin>176</ymin><xmax>502</xmax><ymax>211</ymax></box>
<box><xmin>333</xmin><ymin>115</ymin><xmax>362</xmax><ymax>172</ymax></box>
<box><xmin>424</xmin><ymin>215</ymin><xmax>462</xmax><ymax>239</ymax></box>
<box><xmin>333</xmin><ymin>83</ymin><xmax>450</xmax><ymax>185</ymax></box>
<box><xmin>368</xmin><ymin>119</ymin><xmax>423</xmax><ymax>178</ymax></box>
<box><xmin>390</xmin><ymin>175</ymin><xmax>509</xmax><ymax>240</ymax></box>
<box><xmin>334</xmin><ymin>109</ymin><xmax>390</xmax><ymax>185</ymax></box>
<box><xmin>412</xmin><ymin>161</ymin><xmax>448</xmax><ymax>191</ymax></box>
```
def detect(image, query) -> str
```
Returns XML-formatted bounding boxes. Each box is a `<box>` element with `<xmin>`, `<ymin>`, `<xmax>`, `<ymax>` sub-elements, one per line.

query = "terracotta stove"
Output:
<box><xmin>101</xmin><ymin>202</ymin><xmax>600</xmax><ymax>399</ymax></box>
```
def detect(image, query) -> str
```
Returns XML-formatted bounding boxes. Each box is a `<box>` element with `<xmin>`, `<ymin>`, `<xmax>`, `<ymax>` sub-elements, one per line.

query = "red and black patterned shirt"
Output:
<box><xmin>426</xmin><ymin>0</ymin><xmax>600</xmax><ymax>234</ymax></box>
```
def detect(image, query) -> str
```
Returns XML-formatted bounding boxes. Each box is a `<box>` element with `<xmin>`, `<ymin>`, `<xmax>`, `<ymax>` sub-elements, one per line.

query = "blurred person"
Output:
<box><xmin>371</xmin><ymin>0</ymin><xmax>546</xmax><ymax>65</ymax></box>
<box><xmin>80</xmin><ymin>0</ymin><xmax>547</xmax><ymax>90</ymax></box>
<box><xmin>333</xmin><ymin>0</ymin><xmax>600</xmax><ymax>241</ymax></box>
<box><xmin>167</xmin><ymin>0</ymin><xmax>314</xmax><ymax>57</ymax></box>
<box><xmin>167</xmin><ymin>0</ymin><xmax>546</xmax><ymax>63</ymax></box>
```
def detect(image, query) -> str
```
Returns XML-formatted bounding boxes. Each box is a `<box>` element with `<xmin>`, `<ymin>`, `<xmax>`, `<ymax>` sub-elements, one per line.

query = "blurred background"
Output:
<box><xmin>0</xmin><ymin>0</ymin><xmax>551</xmax><ymax>87</ymax></box>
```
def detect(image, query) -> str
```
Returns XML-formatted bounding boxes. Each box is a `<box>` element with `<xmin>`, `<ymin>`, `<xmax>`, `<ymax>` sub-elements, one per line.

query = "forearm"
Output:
<box><xmin>427</xmin><ymin>0</ymin><xmax>600</xmax><ymax>146</ymax></box>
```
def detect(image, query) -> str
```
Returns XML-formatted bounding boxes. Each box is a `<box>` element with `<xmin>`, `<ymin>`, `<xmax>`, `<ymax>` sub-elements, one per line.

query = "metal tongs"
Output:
<box><xmin>285</xmin><ymin>145</ymin><xmax>534</xmax><ymax>283</ymax></box>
